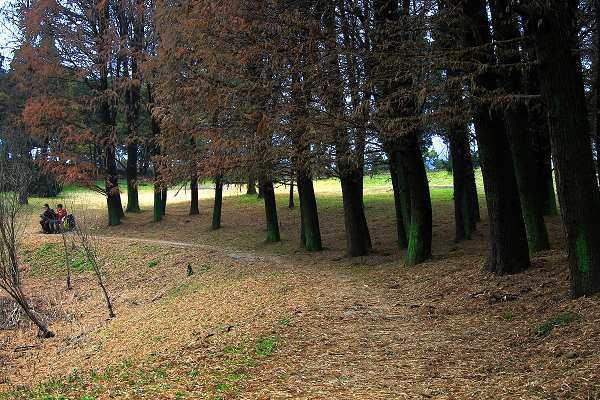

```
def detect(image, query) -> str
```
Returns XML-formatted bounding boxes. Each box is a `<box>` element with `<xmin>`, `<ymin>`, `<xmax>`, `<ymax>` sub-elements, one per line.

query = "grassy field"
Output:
<box><xmin>27</xmin><ymin>170</ymin><xmax>480</xmax><ymax>217</ymax></box>
<box><xmin>1</xmin><ymin>170</ymin><xmax>599</xmax><ymax>400</ymax></box>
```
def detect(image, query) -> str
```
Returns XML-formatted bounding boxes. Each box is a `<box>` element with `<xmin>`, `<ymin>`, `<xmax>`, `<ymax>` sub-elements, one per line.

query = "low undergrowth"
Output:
<box><xmin>1</xmin><ymin>336</ymin><xmax>280</xmax><ymax>400</ymax></box>
<box><xmin>20</xmin><ymin>242</ymin><xmax>93</xmax><ymax>277</ymax></box>
<box><xmin>535</xmin><ymin>312</ymin><xmax>582</xmax><ymax>337</ymax></box>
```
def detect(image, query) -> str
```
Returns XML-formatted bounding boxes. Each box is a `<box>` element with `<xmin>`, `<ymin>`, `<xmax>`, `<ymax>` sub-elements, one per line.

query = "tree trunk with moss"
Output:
<box><xmin>526</xmin><ymin>2</ymin><xmax>600</xmax><ymax>297</ymax></box>
<box><xmin>458</xmin><ymin>0</ymin><xmax>530</xmax><ymax>274</ymax></box>
<box><xmin>490</xmin><ymin>0</ymin><xmax>549</xmax><ymax>253</ymax></box>
<box><xmin>398</xmin><ymin>135</ymin><xmax>432</xmax><ymax>266</ymax></box>
<box><xmin>449</xmin><ymin>126</ymin><xmax>477</xmax><ymax>241</ymax></box>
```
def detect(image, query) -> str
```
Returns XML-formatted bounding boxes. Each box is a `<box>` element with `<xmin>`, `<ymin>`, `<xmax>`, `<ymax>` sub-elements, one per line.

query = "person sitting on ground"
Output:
<box><xmin>56</xmin><ymin>204</ymin><xmax>67</xmax><ymax>221</ymax></box>
<box><xmin>54</xmin><ymin>204</ymin><xmax>68</xmax><ymax>232</ymax></box>
<box><xmin>40</xmin><ymin>204</ymin><xmax>57</xmax><ymax>234</ymax></box>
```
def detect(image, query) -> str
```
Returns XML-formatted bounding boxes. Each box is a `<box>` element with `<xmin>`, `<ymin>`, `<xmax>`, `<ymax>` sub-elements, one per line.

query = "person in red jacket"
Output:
<box><xmin>55</xmin><ymin>204</ymin><xmax>67</xmax><ymax>221</ymax></box>
<box><xmin>54</xmin><ymin>204</ymin><xmax>68</xmax><ymax>233</ymax></box>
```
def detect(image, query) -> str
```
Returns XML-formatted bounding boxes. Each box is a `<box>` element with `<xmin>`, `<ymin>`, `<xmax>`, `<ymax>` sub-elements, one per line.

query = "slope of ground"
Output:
<box><xmin>0</xmin><ymin>178</ymin><xmax>598</xmax><ymax>399</ymax></box>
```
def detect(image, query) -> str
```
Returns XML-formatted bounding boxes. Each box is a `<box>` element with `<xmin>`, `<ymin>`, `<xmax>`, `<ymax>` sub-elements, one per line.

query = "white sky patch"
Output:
<box><xmin>431</xmin><ymin>135</ymin><xmax>448</xmax><ymax>161</ymax></box>
<box><xmin>0</xmin><ymin>0</ymin><xmax>16</xmax><ymax>63</ymax></box>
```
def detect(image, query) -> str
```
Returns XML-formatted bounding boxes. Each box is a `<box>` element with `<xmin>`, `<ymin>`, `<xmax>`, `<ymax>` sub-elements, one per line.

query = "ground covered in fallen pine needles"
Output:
<box><xmin>1</xmin><ymin>177</ymin><xmax>599</xmax><ymax>399</ymax></box>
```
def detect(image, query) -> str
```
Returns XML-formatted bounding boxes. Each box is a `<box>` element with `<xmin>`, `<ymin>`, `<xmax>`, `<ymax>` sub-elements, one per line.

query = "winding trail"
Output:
<box><xmin>99</xmin><ymin>234</ymin><xmax>267</xmax><ymax>264</ymax></box>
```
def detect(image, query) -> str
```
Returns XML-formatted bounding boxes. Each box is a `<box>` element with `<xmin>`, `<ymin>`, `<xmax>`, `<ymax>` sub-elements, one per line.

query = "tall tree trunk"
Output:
<box><xmin>121</xmin><ymin>0</ymin><xmax>142</xmax><ymax>214</ymax></box>
<box><xmin>595</xmin><ymin>0</ymin><xmax>600</xmax><ymax>186</ymax></box>
<box><xmin>388</xmin><ymin>150</ymin><xmax>409</xmax><ymax>249</ymax></box>
<box><xmin>98</xmin><ymin>0</ymin><xmax>122</xmax><ymax>226</ymax></box>
<box><xmin>526</xmin><ymin>2</ymin><xmax>600</xmax><ymax>297</ymax></box>
<box><xmin>247</xmin><ymin>174</ymin><xmax>257</xmax><ymax>195</ymax></box>
<box><xmin>212</xmin><ymin>175</ymin><xmax>223</xmax><ymax>230</ymax></box>
<box><xmin>161</xmin><ymin>188</ymin><xmax>167</xmax><ymax>216</ymax></box>
<box><xmin>529</xmin><ymin>109</ymin><xmax>558</xmax><ymax>216</ymax></box>
<box><xmin>153</xmin><ymin>184</ymin><xmax>163</xmax><ymax>222</ymax></box>
<box><xmin>459</xmin><ymin>0</ymin><xmax>530</xmax><ymax>274</ymax></box>
<box><xmin>190</xmin><ymin>170</ymin><xmax>199</xmax><ymax>215</ymax></box>
<box><xmin>490</xmin><ymin>0</ymin><xmax>550</xmax><ymax>253</ymax></box>
<box><xmin>105</xmin><ymin>146</ymin><xmax>122</xmax><ymax>227</ymax></box>
<box><xmin>399</xmin><ymin>135</ymin><xmax>433</xmax><ymax>266</ymax></box>
<box><xmin>18</xmin><ymin>191</ymin><xmax>28</xmax><ymax>205</ymax></box>
<box><xmin>126</xmin><ymin>143</ymin><xmax>141</xmax><ymax>212</ymax></box>
<box><xmin>148</xmin><ymin>83</ymin><xmax>163</xmax><ymax>223</ymax></box>
<box><xmin>297</xmin><ymin>168</ymin><xmax>322</xmax><ymax>251</ymax></box>
<box><xmin>289</xmin><ymin>50</ymin><xmax>322</xmax><ymax>251</ymax></box>
<box><xmin>324</xmin><ymin>0</ymin><xmax>371</xmax><ymax>257</ymax></box>
<box><xmin>288</xmin><ymin>176</ymin><xmax>295</xmax><ymax>209</ymax></box>
<box><xmin>375</xmin><ymin>0</ymin><xmax>431</xmax><ymax>260</ymax></box>
<box><xmin>260</xmin><ymin>176</ymin><xmax>280</xmax><ymax>242</ymax></box>
<box><xmin>467</xmin><ymin>162</ymin><xmax>480</xmax><ymax>222</ymax></box>
<box><xmin>525</xmin><ymin>46</ymin><xmax>559</xmax><ymax>217</ymax></box>
<box><xmin>449</xmin><ymin>127</ymin><xmax>477</xmax><ymax>241</ymax></box>
<box><xmin>444</xmin><ymin>67</ymin><xmax>478</xmax><ymax>241</ymax></box>
<box><xmin>101</xmin><ymin>104</ymin><xmax>122</xmax><ymax>226</ymax></box>
<box><xmin>437</xmin><ymin>0</ymin><xmax>481</xmax><ymax>227</ymax></box>
<box><xmin>339</xmin><ymin>168</ymin><xmax>372</xmax><ymax>257</ymax></box>
<box><xmin>504</xmin><ymin>103</ymin><xmax>550</xmax><ymax>252</ymax></box>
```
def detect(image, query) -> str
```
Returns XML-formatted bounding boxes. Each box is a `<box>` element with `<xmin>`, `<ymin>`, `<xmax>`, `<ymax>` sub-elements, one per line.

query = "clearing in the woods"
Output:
<box><xmin>1</xmin><ymin>174</ymin><xmax>599</xmax><ymax>400</ymax></box>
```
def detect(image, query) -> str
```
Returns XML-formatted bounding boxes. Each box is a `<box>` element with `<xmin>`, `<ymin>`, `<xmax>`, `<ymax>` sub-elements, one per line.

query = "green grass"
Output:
<box><xmin>61</xmin><ymin>180</ymin><xmax>155</xmax><ymax>196</ymax></box>
<box><xmin>502</xmin><ymin>310</ymin><xmax>515</xmax><ymax>322</ymax></box>
<box><xmin>315</xmin><ymin>169</ymin><xmax>481</xmax><ymax>189</ymax></box>
<box><xmin>536</xmin><ymin>312</ymin><xmax>582</xmax><ymax>337</ymax></box>
<box><xmin>0</xmin><ymin>335</ymin><xmax>279</xmax><ymax>400</ymax></box>
<box><xmin>255</xmin><ymin>336</ymin><xmax>277</xmax><ymax>357</ymax></box>
<box><xmin>54</xmin><ymin>170</ymin><xmax>482</xmax><ymax>204</ymax></box>
<box><xmin>20</xmin><ymin>243</ymin><xmax>93</xmax><ymax>277</ymax></box>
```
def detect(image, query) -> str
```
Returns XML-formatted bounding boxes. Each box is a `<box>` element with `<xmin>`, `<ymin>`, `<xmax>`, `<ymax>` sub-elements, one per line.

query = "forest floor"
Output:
<box><xmin>1</xmin><ymin>174</ymin><xmax>600</xmax><ymax>399</ymax></box>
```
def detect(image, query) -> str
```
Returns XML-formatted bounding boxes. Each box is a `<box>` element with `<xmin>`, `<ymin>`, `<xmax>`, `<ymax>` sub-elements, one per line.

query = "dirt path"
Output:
<box><xmin>100</xmin><ymin>234</ymin><xmax>266</xmax><ymax>264</ymax></box>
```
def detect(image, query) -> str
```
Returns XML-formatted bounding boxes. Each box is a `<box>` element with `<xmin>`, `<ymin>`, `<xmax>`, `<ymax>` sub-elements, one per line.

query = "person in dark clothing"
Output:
<box><xmin>40</xmin><ymin>204</ymin><xmax>57</xmax><ymax>233</ymax></box>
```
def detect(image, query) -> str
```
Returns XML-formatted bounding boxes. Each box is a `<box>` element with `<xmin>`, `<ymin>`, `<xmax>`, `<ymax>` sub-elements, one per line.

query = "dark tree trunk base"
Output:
<box><xmin>297</xmin><ymin>169</ymin><xmax>322</xmax><ymax>252</ymax></box>
<box><xmin>399</xmin><ymin>135</ymin><xmax>432</xmax><ymax>266</ymax></box>
<box><xmin>190</xmin><ymin>173</ymin><xmax>200</xmax><ymax>216</ymax></box>
<box><xmin>340</xmin><ymin>169</ymin><xmax>371</xmax><ymax>257</ymax></box>
<box><xmin>260</xmin><ymin>177</ymin><xmax>280</xmax><ymax>243</ymax></box>
<box><xmin>212</xmin><ymin>175</ymin><xmax>223</xmax><ymax>230</ymax></box>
